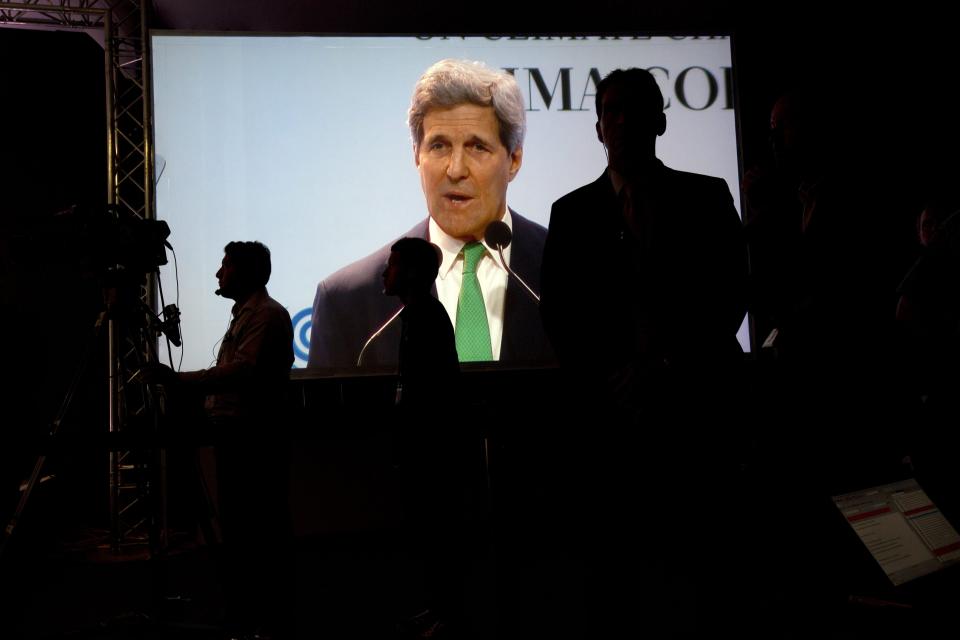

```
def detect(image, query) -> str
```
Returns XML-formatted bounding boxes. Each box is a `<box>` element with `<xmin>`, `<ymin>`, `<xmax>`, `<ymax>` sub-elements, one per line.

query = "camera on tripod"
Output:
<box><xmin>51</xmin><ymin>203</ymin><xmax>172</xmax><ymax>275</ymax></box>
<box><xmin>52</xmin><ymin>204</ymin><xmax>183</xmax><ymax>346</ymax></box>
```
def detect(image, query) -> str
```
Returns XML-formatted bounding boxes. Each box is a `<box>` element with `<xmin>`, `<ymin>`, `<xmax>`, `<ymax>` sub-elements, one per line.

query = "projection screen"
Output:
<box><xmin>151</xmin><ymin>34</ymin><xmax>746</xmax><ymax>371</ymax></box>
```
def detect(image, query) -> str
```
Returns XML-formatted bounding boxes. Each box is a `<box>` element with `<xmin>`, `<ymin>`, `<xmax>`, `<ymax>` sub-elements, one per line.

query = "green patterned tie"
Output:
<box><xmin>455</xmin><ymin>242</ymin><xmax>493</xmax><ymax>362</ymax></box>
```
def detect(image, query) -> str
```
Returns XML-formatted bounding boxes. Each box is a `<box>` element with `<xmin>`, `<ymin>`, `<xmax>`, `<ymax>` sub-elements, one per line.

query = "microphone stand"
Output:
<box><xmin>491</xmin><ymin>245</ymin><xmax>540</xmax><ymax>304</ymax></box>
<box><xmin>484</xmin><ymin>219</ymin><xmax>540</xmax><ymax>304</ymax></box>
<box><xmin>356</xmin><ymin>306</ymin><xmax>404</xmax><ymax>367</ymax></box>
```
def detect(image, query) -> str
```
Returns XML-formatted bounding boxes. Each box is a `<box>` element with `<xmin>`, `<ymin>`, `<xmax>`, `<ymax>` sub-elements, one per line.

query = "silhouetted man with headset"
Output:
<box><xmin>147</xmin><ymin>241</ymin><xmax>293</xmax><ymax>640</ymax></box>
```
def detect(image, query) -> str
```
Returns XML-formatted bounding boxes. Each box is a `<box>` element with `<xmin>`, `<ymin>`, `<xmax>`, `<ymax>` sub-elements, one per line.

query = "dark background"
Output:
<box><xmin>2</xmin><ymin>2</ymin><xmax>958</xmax><ymax>637</ymax></box>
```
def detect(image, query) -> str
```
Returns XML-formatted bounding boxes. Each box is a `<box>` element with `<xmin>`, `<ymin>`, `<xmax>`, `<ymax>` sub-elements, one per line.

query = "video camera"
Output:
<box><xmin>55</xmin><ymin>204</ymin><xmax>172</xmax><ymax>274</ymax></box>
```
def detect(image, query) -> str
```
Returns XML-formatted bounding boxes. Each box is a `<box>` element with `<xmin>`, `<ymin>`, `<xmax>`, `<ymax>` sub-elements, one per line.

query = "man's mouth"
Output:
<box><xmin>444</xmin><ymin>193</ymin><xmax>473</xmax><ymax>204</ymax></box>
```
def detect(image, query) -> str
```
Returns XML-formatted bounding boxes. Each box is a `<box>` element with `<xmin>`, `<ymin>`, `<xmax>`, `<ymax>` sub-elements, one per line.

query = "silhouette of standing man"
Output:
<box><xmin>541</xmin><ymin>68</ymin><xmax>747</xmax><ymax>400</ymax></box>
<box><xmin>384</xmin><ymin>237</ymin><xmax>460</xmax><ymax>408</ymax></box>
<box><xmin>383</xmin><ymin>238</ymin><xmax>474</xmax><ymax>639</ymax></box>
<box><xmin>148</xmin><ymin>241</ymin><xmax>293</xmax><ymax>640</ymax></box>
<box><xmin>539</xmin><ymin>68</ymin><xmax>749</xmax><ymax>636</ymax></box>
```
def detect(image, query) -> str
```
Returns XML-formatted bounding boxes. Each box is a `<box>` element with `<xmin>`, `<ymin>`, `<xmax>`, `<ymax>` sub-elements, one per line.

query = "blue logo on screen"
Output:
<box><xmin>292</xmin><ymin>307</ymin><xmax>312</xmax><ymax>363</ymax></box>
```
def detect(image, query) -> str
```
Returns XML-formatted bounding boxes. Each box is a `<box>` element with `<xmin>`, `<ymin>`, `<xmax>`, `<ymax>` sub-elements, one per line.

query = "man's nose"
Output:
<box><xmin>446</xmin><ymin>147</ymin><xmax>468</xmax><ymax>180</ymax></box>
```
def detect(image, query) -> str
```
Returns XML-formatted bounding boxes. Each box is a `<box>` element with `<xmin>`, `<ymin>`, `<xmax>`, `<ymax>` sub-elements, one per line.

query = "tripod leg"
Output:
<box><xmin>0</xmin><ymin>455</ymin><xmax>49</xmax><ymax>558</ymax></box>
<box><xmin>0</xmin><ymin>310</ymin><xmax>108</xmax><ymax>560</ymax></box>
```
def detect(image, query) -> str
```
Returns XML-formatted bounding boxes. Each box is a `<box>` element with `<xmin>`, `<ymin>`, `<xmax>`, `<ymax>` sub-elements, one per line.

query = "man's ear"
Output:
<box><xmin>413</xmin><ymin>144</ymin><xmax>421</xmax><ymax>167</ymax></box>
<box><xmin>656</xmin><ymin>112</ymin><xmax>666</xmax><ymax>137</ymax></box>
<box><xmin>596</xmin><ymin>120</ymin><xmax>604</xmax><ymax>144</ymax></box>
<box><xmin>507</xmin><ymin>146</ymin><xmax>523</xmax><ymax>182</ymax></box>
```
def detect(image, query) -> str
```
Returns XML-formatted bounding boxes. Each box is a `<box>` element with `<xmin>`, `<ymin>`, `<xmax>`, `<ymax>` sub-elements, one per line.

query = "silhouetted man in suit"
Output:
<box><xmin>539</xmin><ymin>68</ymin><xmax>749</xmax><ymax>637</ymax></box>
<box><xmin>383</xmin><ymin>237</ymin><xmax>460</xmax><ymax>407</ymax></box>
<box><xmin>382</xmin><ymin>237</ymin><xmax>473</xmax><ymax>638</ymax></box>
<box><xmin>541</xmin><ymin>67</ymin><xmax>747</xmax><ymax>408</ymax></box>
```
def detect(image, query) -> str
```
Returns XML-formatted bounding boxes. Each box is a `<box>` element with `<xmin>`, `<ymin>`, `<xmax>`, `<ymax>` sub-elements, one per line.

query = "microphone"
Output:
<box><xmin>215</xmin><ymin>288</ymin><xmax>222</xmax><ymax>296</ymax></box>
<box><xmin>160</xmin><ymin>304</ymin><xmax>182</xmax><ymax>347</ymax></box>
<box><xmin>484</xmin><ymin>219</ymin><xmax>512</xmax><ymax>250</ymax></box>
<box><xmin>357</xmin><ymin>306</ymin><xmax>404</xmax><ymax>367</ymax></box>
<box><xmin>483</xmin><ymin>221</ymin><xmax>540</xmax><ymax>304</ymax></box>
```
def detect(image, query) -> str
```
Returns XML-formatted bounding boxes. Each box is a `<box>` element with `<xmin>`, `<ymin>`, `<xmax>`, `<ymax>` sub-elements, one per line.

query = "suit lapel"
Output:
<box><xmin>596</xmin><ymin>170</ymin><xmax>622</xmax><ymax>231</ymax></box>
<box><xmin>501</xmin><ymin>211</ymin><xmax>539</xmax><ymax>361</ymax></box>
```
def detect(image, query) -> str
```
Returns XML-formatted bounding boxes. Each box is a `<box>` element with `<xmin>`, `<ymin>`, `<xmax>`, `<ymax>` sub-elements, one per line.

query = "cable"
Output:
<box><xmin>169</xmin><ymin>245</ymin><xmax>183</xmax><ymax>371</ymax></box>
<box><xmin>157</xmin><ymin>272</ymin><xmax>175</xmax><ymax>368</ymax></box>
<box><xmin>209</xmin><ymin>320</ymin><xmax>229</xmax><ymax>368</ymax></box>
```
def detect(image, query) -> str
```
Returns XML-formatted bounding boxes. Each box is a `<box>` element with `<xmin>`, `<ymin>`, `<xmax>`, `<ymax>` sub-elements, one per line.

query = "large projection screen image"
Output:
<box><xmin>152</xmin><ymin>34</ymin><xmax>745</xmax><ymax>371</ymax></box>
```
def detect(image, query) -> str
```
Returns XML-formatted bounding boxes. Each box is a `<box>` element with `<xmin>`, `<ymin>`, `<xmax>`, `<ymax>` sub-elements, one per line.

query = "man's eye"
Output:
<box><xmin>471</xmin><ymin>143</ymin><xmax>488</xmax><ymax>152</ymax></box>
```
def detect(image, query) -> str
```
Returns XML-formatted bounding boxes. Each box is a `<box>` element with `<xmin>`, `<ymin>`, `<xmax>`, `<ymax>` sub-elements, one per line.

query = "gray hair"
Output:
<box><xmin>407</xmin><ymin>59</ymin><xmax>526</xmax><ymax>154</ymax></box>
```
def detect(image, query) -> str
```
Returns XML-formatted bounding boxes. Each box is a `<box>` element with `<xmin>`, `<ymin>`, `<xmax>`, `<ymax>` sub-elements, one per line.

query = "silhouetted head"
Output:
<box><xmin>918</xmin><ymin>209</ymin><xmax>939</xmax><ymax>248</ymax></box>
<box><xmin>217</xmin><ymin>240</ymin><xmax>271</xmax><ymax>301</ymax></box>
<box><xmin>383</xmin><ymin>237</ymin><xmax>442</xmax><ymax>299</ymax></box>
<box><xmin>769</xmin><ymin>91</ymin><xmax>829</xmax><ymax>181</ymax></box>
<box><xmin>595</xmin><ymin>68</ymin><xmax>666</xmax><ymax>174</ymax></box>
<box><xmin>918</xmin><ymin>195</ymin><xmax>960</xmax><ymax>248</ymax></box>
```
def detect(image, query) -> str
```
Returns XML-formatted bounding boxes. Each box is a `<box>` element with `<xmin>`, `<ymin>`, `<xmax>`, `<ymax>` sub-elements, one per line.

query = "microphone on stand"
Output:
<box><xmin>484</xmin><ymin>220</ymin><xmax>540</xmax><ymax>304</ymax></box>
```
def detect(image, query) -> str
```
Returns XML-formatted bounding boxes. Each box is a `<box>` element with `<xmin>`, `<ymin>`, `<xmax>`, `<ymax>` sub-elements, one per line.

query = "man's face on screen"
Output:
<box><xmin>416</xmin><ymin>103</ymin><xmax>522</xmax><ymax>241</ymax></box>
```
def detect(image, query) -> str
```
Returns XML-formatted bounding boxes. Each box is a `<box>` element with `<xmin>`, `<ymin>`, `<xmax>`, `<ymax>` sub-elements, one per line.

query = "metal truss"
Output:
<box><xmin>1</xmin><ymin>1</ymin><xmax>161</xmax><ymax>554</ymax></box>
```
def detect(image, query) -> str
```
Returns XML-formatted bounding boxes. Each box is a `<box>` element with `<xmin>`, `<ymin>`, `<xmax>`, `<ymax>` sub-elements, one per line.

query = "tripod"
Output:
<box><xmin>1</xmin><ymin>269</ymin><xmax>173</xmax><ymax>555</ymax></box>
<box><xmin>0</xmin><ymin>270</ymin><xmax>232</xmax><ymax>638</ymax></box>
<box><xmin>0</xmin><ymin>307</ymin><xmax>108</xmax><ymax>558</ymax></box>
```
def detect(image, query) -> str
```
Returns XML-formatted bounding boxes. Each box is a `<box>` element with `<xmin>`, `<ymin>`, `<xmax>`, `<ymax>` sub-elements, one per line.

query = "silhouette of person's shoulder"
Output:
<box><xmin>662</xmin><ymin>165</ymin><xmax>729</xmax><ymax>190</ymax></box>
<box><xmin>400</xmin><ymin>296</ymin><xmax>458</xmax><ymax>373</ymax></box>
<box><xmin>552</xmin><ymin>172</ymin><xmax>611</xmax><ymax>206</ymax></box>
<box><xmin>548</xmin><ymin>173</ymin><xmax>616</xmax><ymax>237</ymax></box>
<box><xmin>319</xmin><ymin>219</ymin><xmax>430</xmax><ymax>296</ymax></box>
<box><xmin>309</xmin><ymin>224</ymin><xmax>427</xmax><ymax>369</ymax></box>
<box><xmin>248</xmin><ymin>289</ymin><xmax>290</xmax><ymax>319</ymax></box>
<box><xmin>549</xmin><ymin>166</ymin><xmax>734</xmax><ymax>227</ymax></box>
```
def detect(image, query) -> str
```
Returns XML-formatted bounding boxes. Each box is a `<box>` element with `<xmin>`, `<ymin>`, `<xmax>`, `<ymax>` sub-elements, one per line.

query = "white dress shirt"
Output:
<box><xmin>428</xmin><ymin>209</ymin><xmax>512</xmax><ymax>360</ymax></box>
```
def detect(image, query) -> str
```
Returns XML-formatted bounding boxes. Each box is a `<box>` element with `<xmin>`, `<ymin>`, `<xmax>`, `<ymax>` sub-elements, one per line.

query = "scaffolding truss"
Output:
<box><xmin>2</xmin><ymin>0</ymin><xmax>160</xmax><ymax>553</ymax></box>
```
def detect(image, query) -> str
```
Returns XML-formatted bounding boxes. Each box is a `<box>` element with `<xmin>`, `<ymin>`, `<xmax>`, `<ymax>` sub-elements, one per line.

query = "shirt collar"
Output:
<box><xmin>429</xmin><ymin>208</ymin><xmax>512</xmax><ymax>279</ymax></box>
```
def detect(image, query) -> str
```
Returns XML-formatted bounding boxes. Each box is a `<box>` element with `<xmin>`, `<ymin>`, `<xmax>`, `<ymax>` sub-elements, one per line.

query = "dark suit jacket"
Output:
<box><xmin>540</xmin><ymin>163</ymin><xmax>748</xmax><ymax>374</ymax></box>
<box><xmin>308</xmin><ymin>211</ymin><xmax>554</xmax><ymax>372</ymax></box>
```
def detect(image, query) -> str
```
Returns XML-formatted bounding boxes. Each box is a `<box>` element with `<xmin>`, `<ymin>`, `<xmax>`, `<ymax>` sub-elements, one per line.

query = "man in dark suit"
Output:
<box><xmin>308</xmin><ymin>59</ymin><xmax>553</xmax><ymax>372</ymax></box>
<box><xmin>541</xmin><ymin>67</ymin><xmax>747</xmax><ymax>399</ymax></box>
<box><xmin>539</xmin><ymin>68</ymin><xmax>749</xmax><ymax>636</ymax></box>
